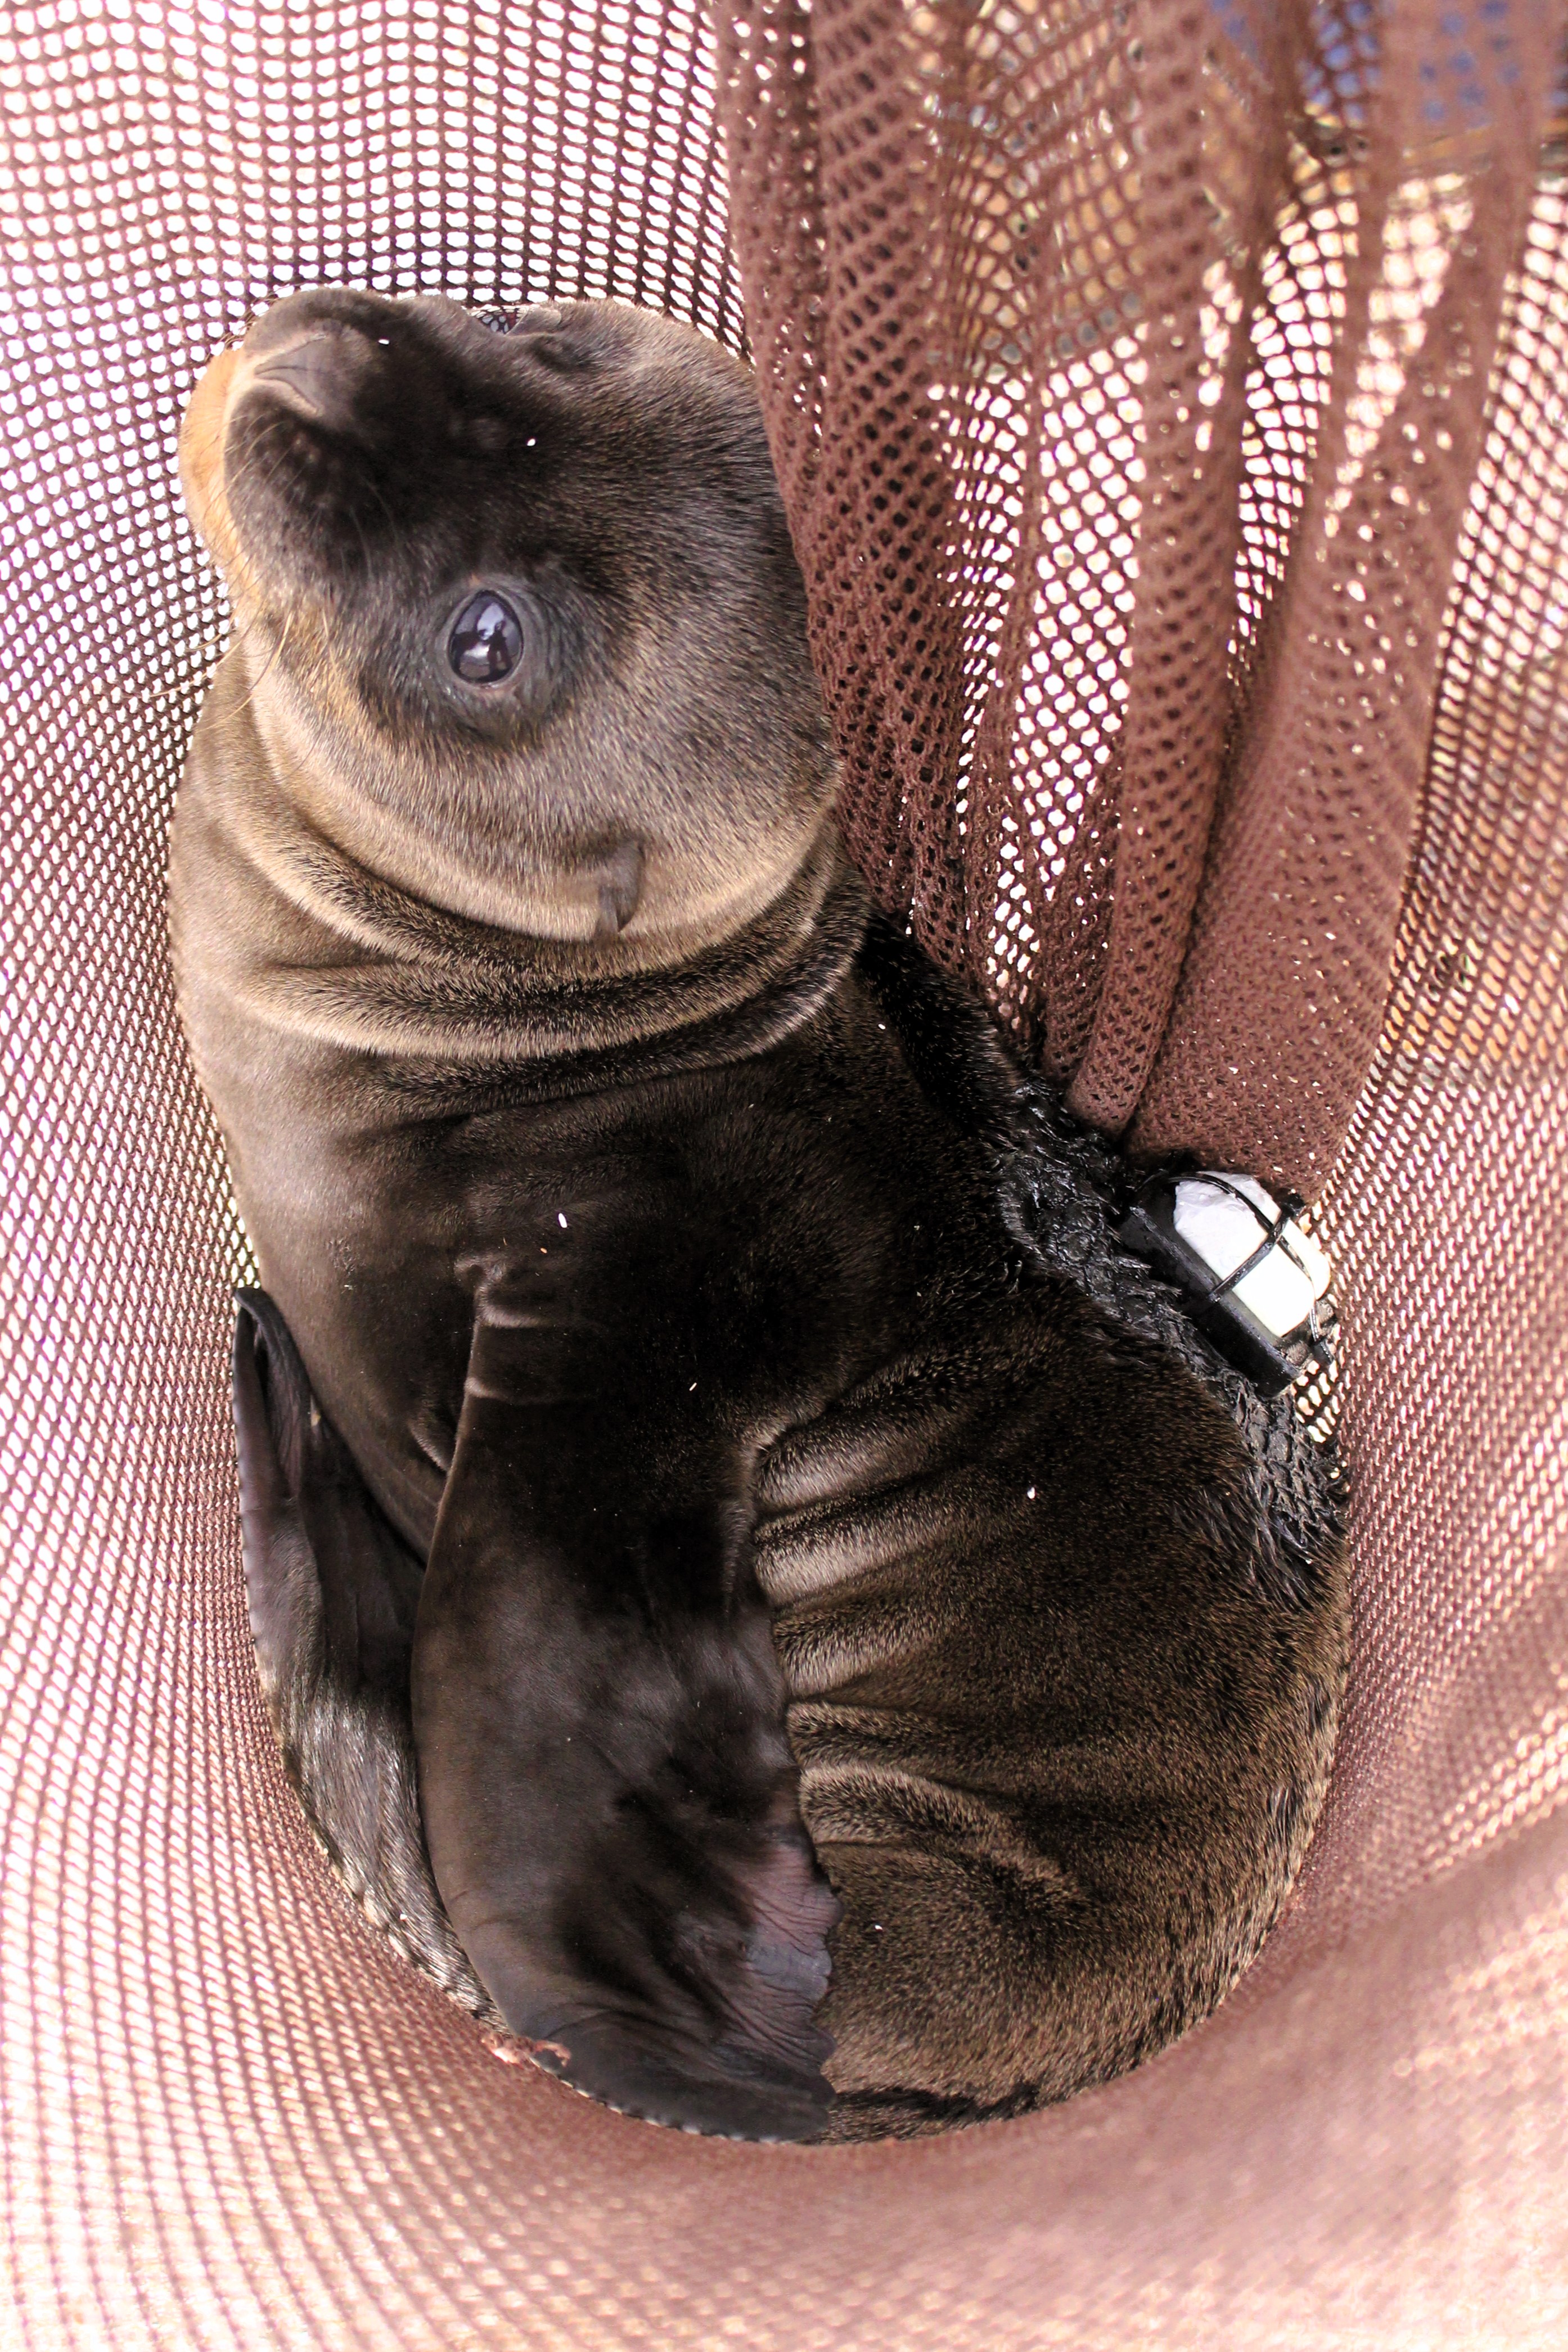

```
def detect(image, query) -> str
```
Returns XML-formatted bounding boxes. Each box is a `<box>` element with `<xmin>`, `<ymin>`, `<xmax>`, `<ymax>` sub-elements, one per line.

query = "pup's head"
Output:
<box><xmin>181</xmin><ymin>291</ymin><xmax>836</xmax><ymax>954</ymax></box>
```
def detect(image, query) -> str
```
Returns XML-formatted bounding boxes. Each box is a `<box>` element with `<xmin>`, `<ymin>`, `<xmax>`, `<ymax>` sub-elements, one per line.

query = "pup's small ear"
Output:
<box><xmin>179</xmin><ymin>345</ymin><xmax>240</xmax><ymax>562</ymax></box>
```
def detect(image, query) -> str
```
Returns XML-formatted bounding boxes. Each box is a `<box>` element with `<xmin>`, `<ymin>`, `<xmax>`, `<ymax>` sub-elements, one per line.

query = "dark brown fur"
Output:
<box><xmin>170</xmin><ymin>291</ymin><xmax>1346</xmax><ymax>2142</ymax></box>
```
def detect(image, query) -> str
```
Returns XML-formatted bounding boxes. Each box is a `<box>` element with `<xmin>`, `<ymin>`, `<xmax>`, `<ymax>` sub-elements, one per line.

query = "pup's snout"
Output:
<box><xmin>249</xmin><ymin>327</ymin><xmax>382</xmax><ymax>434</ymax></box>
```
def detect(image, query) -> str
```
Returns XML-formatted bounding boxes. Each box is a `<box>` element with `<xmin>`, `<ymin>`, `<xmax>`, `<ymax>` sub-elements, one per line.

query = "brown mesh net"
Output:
<box><xmin>2</xmin><ymin>2</ymin><xmax>1566</xmax><ymax>2345</ymax></box>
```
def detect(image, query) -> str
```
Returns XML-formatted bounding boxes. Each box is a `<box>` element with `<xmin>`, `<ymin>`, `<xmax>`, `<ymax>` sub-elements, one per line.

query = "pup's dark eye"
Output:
<box><xmin>448</xmin><ymin>592</ymin><xmax>524</xmax><ymax>683</ymax></box>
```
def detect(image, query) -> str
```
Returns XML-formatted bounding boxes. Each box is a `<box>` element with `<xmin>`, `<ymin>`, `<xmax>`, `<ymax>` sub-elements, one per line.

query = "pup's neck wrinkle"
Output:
<box><xmin>185</xmin><ymin>657</ymin><xmax>865</xmax><ymax>1069</ymax></box>
<box><xmin>375</xmin><ymin>859</ymin><xmax>870</xmax><ymax>1110</ymax></box>
<box><xmin>243</xmin><ymin>646</ymin><xmax>827</xmax><ymax>950</ymax></box>
<box><xmin>257</xmin><ymin>815</ymin><xmax>864</xmax><ymax>1069</ymax></box>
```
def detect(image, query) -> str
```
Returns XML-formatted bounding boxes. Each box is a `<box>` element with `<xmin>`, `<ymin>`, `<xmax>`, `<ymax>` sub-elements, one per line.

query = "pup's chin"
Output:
<box><xmin>320</xmin><ymin>778</ymin><xmax>832</xmax><ymax>965</ymax></box>
<box><xmin>422</xmin><ymin>835</ymin><xmax>650</xmax><ymax>947</ymax></box>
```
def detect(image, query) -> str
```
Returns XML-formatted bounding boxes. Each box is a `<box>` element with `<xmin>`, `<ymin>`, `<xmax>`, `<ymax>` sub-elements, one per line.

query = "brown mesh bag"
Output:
<box><xmin>2</xmin><ymin>3</ymin><xmax>1566</xmax><ymax>2345</ymax></box>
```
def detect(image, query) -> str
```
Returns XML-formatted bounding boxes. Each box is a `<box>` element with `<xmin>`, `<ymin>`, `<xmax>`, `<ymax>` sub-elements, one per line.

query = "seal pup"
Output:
<box><xmin>169</xmin><ymin>289</ymin><xmax>1347</xmax><ymax>2141</ymax></box>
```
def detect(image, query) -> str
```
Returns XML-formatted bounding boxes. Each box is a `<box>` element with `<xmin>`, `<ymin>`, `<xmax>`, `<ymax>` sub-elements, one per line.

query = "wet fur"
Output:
<box><xmin>172</xmin><ymin>292</ymin><xmax>1347</xmax><ymax>2141</ymax></box>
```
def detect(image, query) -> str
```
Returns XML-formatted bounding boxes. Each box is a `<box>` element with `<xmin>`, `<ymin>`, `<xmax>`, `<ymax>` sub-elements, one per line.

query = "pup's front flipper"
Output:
<box><xmin>411</xmin><ymin>1326</ymin><xmax>837</xmax><ymax>2141</ymax></box>
<box><xmin>233</xmin><ymin>1290</ymin><xmax>497</xmax><ymax>2021</ymax></box>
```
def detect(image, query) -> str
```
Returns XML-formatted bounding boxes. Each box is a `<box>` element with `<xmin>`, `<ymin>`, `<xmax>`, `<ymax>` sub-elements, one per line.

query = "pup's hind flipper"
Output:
<box><xmin>757</xmin><ymin>1283</ymin><xmax>1347</xmax><ymax>2139</ymax></box>
<box><xmin>233</xmin><ymin>1290</ymin><xmax>497</xmax><ymax>2021</ymax></box>
<box><xmin>411</xmin><ymin>1346</ymin><xmax>838</xmax><ymax>2141</ymax></box>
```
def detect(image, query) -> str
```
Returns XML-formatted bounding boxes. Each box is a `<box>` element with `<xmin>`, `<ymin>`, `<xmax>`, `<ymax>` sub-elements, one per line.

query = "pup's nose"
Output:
<box><xmin>248</xmin><ymin>327</ymin><xmax>382</xmax><ymax>434</ymax></box>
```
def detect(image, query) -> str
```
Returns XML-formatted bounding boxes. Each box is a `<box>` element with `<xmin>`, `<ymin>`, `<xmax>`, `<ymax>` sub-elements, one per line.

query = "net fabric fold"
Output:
<box><xmin>1</xmin><ymin>2</ymin><xmax>1565</xmax><ymax>2346</ymax></box>
<box><xmin>718</xmin><ymin>0</ymin><xmax>1563</xmax><ymax>1188</ymax></box>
